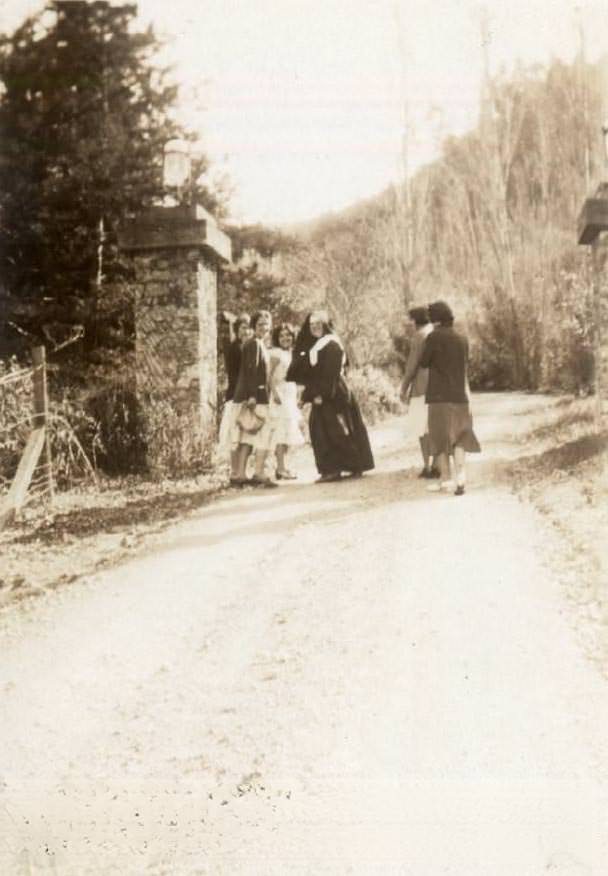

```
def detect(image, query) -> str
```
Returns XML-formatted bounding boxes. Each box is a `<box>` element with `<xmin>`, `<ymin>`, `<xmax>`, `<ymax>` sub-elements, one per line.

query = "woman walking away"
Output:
<box><xmin>218</xmin><ymin>314</ymin><xmax>252</xmax><ymax>484</ymax></box>
<box><xmin>289</xmin><ymin>310</ymin><xmax>374</xmax><ymax>483</ymax></box>
<box><xmin>419</xmin><ymin>300</ymin><xmax>481</xmax><ymax>495</ymax></box>
<box><xmin>232</xmin><ymin>310</ymin><xmax>278</xmax><ymax>488</ymax></box>
<box><xmin>400</xmin><ymin>305</ymin><xmax>437</xmax><ymax>478</ymax></box>
<box><xmin>268</xmin><ymin>322</ymin><xmax>303</xmax><ymax>480</ymax></box>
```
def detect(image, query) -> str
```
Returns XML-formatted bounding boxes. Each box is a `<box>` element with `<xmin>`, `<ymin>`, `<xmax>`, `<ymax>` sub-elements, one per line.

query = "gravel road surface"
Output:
<box><xmin>1</xmin><ymin>394</ymin><xmax>607</xmax><ymax>875</ymax></box>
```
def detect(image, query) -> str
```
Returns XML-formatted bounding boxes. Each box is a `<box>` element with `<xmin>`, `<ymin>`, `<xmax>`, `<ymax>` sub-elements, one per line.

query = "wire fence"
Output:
<box><xmin>1</xmin><ymin>346</ymin><xmax>102</xmax><ymax>528</ymax></box>
<box><xmin>0</xmin><ymin>350</ymin><xmax>53</xmax><ymax>526</ymax></box>
<box><xmin>23</xmin><ymin>461</ymin><xmax>54</xmax><ymax>508</ymax></box>
<box><xmin>0</xmin><ymin>366</ymin><xmax>37</xmax><ymax>387</ymax></box>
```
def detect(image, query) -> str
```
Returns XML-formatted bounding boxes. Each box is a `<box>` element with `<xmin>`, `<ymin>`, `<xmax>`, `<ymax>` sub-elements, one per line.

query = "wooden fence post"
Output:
<box><xmin>31</xmin><ymin>346</ymin><xmax>54</xmax><ymax>502</ymax></box>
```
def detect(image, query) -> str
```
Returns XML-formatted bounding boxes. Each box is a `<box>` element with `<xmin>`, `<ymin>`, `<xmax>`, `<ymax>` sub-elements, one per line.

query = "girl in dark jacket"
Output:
<box><xmin>232</xmin><ymin>310</ymin><xmax>278</xmax><ymax>487</ymax></box>
<box><xmin>218</xmin><ymin>314</ymin><xmax>252</xmax><ymax>481</ymax></box>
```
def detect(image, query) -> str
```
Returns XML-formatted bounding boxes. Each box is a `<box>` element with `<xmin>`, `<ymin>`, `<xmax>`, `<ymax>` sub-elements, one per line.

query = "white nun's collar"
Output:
<box><xmin>309</xmin><ymin>333</ymin><xmax>342</xmax><ymax>366</ymax></box>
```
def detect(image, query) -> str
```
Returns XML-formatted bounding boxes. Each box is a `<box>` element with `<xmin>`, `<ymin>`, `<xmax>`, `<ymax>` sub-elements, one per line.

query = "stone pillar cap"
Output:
<box><xmin>118</xmin><ymin>203</ymin><xmax>231</xmax><ymax>263</ymax></box>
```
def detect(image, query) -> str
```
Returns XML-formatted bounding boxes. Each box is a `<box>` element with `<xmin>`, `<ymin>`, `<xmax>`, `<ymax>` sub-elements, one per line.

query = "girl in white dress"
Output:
<box><xmin>268</xmin><ymin>323</ymin><xmax>303</xmax><ymax>479</ymax></box>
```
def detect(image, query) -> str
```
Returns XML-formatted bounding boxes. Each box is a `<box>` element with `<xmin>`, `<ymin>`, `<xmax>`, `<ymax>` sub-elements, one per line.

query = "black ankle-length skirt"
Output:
<box><xmin>309</xmin><ymin>391</ymin><xmax>375</xmax><ymax>476</ymax></box>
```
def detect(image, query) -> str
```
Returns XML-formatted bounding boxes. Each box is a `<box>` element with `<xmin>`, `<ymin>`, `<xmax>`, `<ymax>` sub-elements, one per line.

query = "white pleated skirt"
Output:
<box><xmin>406</xmin><ymin>395</ymin><xmax>428</xmax><ymax>439</ymax></box>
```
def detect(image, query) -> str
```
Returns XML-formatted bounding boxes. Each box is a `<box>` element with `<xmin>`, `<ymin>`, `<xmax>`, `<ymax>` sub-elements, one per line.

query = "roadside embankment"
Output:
<box><xmin>503</xmin><ymin>400</ymin><xmax>608</xmax><ymax>670</ymax></box>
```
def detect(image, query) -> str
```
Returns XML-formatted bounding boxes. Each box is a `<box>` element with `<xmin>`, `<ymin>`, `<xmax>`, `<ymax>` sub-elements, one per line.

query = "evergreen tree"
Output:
<box><xmin>0</xmin><ymin>0</ymin><xmax>224</xmax><ymax>360</ymax></box>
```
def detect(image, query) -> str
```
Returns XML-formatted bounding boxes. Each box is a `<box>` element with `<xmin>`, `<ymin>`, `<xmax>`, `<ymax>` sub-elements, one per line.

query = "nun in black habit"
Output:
<box><xmin>287</xmin><ymin>311</ymin><xmax>374</xmax><ymax>483</ymax></box>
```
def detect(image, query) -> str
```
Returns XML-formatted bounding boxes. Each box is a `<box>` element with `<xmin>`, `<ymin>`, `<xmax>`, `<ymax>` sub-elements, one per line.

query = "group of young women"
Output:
<box><xmin>219</xmin><ymin>300</ymin><xmax>480</xmax><ymax>493</ymax></box>
<box><xmin>218</xmin><ymin>309</ymin><xmax>375</xmax><ymax>487</ymax></box>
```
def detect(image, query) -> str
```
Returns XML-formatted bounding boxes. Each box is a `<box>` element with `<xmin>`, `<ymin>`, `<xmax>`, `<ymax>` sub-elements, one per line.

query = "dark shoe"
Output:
<box><xmin>429</xmin><ymin>466</ymin><xmax>441</xmax><ymax>479</ymax></box>
<box><xmin>455</xmin><ymin>484</ymin><xmax>465</xmax><ymax>496</ymax></box>
<box><xmin>347</xmin><ymin>470</ymin><xmax>363</xmax><ymax>479</ymax></box>
<box><xmin>250</xmin><ymin>475</ymin><xmax>279</xmax><ymax>488</ymax></box>
<box><xmin>418</xmin><ymin>467</ymin><xmax>432</xmax><ymax>479</ymax></box>
<box><xmin>276</xmin><ymin>469</ymin><xmax>297</xmax><ymax>480</ymax></box>
<box><xmin>315</xmin><ymin>472</ymin><xmax>342</xmax><ymax>483</ymax></box>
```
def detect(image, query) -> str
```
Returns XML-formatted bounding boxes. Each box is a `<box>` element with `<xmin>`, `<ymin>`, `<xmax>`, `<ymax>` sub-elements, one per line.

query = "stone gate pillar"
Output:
<box><xmin>118</xmin><ymin>203</ymin><xmax>231</xmax><ymax>472</ymax></box>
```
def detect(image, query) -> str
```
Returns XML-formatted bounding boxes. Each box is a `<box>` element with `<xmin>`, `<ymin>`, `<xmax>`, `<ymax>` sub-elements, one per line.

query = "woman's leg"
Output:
<box><xmin>254</xmin><ymin>449</ymin><xmax>268</xmax><ymax>478</ymax></box>
<box><xmin>437</xmin><ymin>452</ymin><xmax>450</xmax><ymax>482</ymax></box>
<box><xmin>454</xmin><ymin>446</ymin><xmax>466</xmax><ymax>493</ymax></box>
<box><xmin>418</xmin><ymin>434</ymin><xmax>431</xmax><ymax>474</ymax></box>
<box><xmin>234</xmin><ymin>443</ymin><xmax>252</xmax><ymax>480</ymax></box>
<box><xmin>230</xmin><ymin>448</ymin><xmax>239</xmax><ymax>478</ymax></box>
<box><xmin>275</xmin><ymin>443</ymin><xmax>287</xmax><ymax>474</ymax></box>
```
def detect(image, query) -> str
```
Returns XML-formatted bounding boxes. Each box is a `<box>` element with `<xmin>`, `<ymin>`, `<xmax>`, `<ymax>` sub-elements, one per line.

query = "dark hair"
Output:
<box><xmin>251</xmin><ymin>310</ymin><xmax>272</xmax><ymax>329</ymax></box>
<box><xmin>292</xmin><ymin>314</ymin><xmax>315</xmax><ymax>355</ymax></box>
<box><xmin>428</xmin><ymin>300</ymin><xmax>454</xmax><ymax>326</ymax></box>
<box><xmin>286</xmin><ymin>315</ymin><xmax>315</xmax><ymax>384</ymax></box>
<box><xmin>272</xmin><ymin>322</ymin><xmax>295</xmax><ymax>347</ymax></box>
<box><xmin>234</xmin><ymin>314</ymin><xmax>251</xmax><ymax>336</ymax></box>
<box><xmin>408</xmin><ymin>306</ymin><xmax>429</xmax><ymax>327</ymax></box>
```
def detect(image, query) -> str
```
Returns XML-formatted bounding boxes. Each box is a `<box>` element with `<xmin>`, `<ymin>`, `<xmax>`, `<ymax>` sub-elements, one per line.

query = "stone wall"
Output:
<box><xmin>131</xmin><ymin>246</ymin><xmax>217</xmax><ymax>473</ymax></box>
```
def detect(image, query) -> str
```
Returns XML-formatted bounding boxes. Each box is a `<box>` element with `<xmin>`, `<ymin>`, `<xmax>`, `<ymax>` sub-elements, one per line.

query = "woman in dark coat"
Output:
<box><xmin>288</xmin><ymin>310</ymin><xmax>374</xmax><ymax>483</ymax></box>
<box><xmin>419</xmin><ymin>300</ymin><xmax>481</xmax><ymax>495</ymax></box>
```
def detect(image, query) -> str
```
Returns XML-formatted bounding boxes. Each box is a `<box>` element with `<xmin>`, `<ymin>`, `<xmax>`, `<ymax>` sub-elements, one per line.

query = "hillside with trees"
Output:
<box><xmin>283</xmin><ymin>57</ymin><xmax>606</xmax><ymax>394</ymax></box>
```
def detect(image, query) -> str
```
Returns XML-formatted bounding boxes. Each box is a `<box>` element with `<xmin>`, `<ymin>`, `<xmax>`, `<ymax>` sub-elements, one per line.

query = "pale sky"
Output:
<box><xmin>1</xmin><ymin>0</ymin><xmax>608</xmax><ymax>225</ymax></box>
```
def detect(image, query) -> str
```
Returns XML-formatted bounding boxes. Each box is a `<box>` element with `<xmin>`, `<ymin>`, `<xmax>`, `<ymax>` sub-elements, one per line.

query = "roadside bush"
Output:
<box><xmin>139</xmin><ymin>395</ymin><xmax>212</xmax><ymax>477</ymax></box>
<box><xmin>47</xmin><ymin>397</ymin><xmax>103</xmax><ymax>489</ymax></box>
<box><xmin>0</xmin><ymin>357</ymin><xmax>33</xmax><ymax>486</ymax></box>
<box><xmin>467</xmin><ymin>263</ymin><xmax>597</xmax><ymax>394</ymax></box>
<box><xmin>346</xmin><ymin>365</ymin><xmax>404</xmax><ymax>424</ymax></box>
<box><xmin>86</xmin><ymin>385</ymin><xmax>145</xmax><ymax>475</ymax></box>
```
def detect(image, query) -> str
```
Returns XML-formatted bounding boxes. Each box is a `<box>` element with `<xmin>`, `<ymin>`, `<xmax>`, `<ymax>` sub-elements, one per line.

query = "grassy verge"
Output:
<box><xmin>504</xmin><ymin>400</ymin><xmax>607</xmax><ymax>658</ymax></box>
<box><xmin>0</xmin><ymin>468</ymin><xmax>230</xmax><ymax>608</ymax></box>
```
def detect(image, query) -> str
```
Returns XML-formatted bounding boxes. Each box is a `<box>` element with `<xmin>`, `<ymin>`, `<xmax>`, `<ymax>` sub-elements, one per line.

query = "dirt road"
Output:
<box><xmin>1</xmin><ymin>394</ymin><xmax>607</xmax><ymax>875</ymax></box>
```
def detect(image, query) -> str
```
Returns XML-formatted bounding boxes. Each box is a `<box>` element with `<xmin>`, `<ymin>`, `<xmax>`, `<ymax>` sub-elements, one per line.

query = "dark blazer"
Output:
<box><xmin>224</xmin><ymin>339</ymin><xmax>242</xmax><ymax>402</ymax></box>
<box><xmin>419</xmin><ymin>326</ymin><xmax>469</xmax><ymax>403</ymax></box>
<box><xmin>233</xmin><ymin>337</ymin><xmax>270</xmax><ymax>404</ymax></box>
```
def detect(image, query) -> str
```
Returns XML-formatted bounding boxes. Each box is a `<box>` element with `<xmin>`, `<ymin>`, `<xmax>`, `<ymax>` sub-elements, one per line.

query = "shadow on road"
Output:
<box><xmin>13</xmin><ymin>409</ymin><xmax>604</xmax><ymax>554</ymax></box>
<box><xmin>141</xmin><ymin>466</ymin><xmax>458</xmax><ymax>557</ymax></box>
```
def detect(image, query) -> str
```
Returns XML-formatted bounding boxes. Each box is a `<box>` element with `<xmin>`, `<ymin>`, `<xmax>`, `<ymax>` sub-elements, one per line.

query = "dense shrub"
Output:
<box><xmin>86</xmin><ymin>386</ymin><xmax>145</xmax><ymax>475</ymax></box>
<box><xmin>138</xmin><ymin>395</ymin><xmax>212</xmax><ymax>477</ymax></box>
<box><xmin>467</xmin><ymin>265</ymin><xmax>597</xmax><ymax>394</ymax></box>
<box><xmin>346</xmin><ymin>365</ymin><xmax>404</xmax><ymax>424</ymax></box>
<box><xmin>0</xmin><ymin>358</ymin><xmax>33</xmax><ymax>486</ymax></box>
<box><xmin>47</xmin><ymin>397</ymin><xmax>103</xmax><ymax>489</ymax></box>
